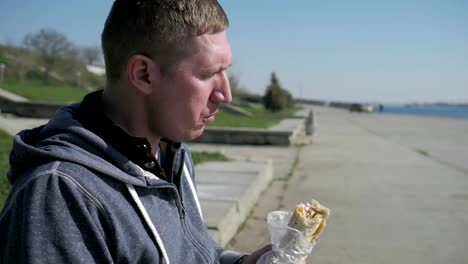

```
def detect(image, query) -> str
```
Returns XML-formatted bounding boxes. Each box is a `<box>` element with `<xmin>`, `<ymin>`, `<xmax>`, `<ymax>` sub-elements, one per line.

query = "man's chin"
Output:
<box><xmin>184</xmin><ymin>125</ymin><xmax>206</xmax><ymax>142</ymax></box>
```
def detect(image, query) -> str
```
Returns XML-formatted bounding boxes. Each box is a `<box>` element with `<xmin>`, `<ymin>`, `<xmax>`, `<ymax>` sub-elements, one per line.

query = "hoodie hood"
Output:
<box><xmin>8</xmin><ymin>104</ymin><xmax>148</xmax><ymax>187</ymax></box>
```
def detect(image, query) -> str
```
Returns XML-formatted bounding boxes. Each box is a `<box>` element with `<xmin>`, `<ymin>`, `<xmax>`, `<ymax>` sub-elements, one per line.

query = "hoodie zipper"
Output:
<box><xmin>149</xmin><ymin>183</ymin><xmax>212</xmax><ymax>263</ymax></box>
<box><xmin>177</xmin><ymin>154</ymin><xmax>214</xmax><ymax>263</ymax></box>
<box><xmin>167</xmin><ymin>150</ymin><xmax>213</xmax><ymax>263</ymax></box>
<box><xmin>180</xmin><ymin>212</ymin><xmax>213</xmax><ymax>263</ymax></box>
<box><xmin>170</xmin><ymin>181</ymin><xmax>213</xmax><ymax>263</ymax></box>
<box><xmin>144</xmin><ymin>151</ymin><xmax>213</xmax><ymax>263</ymax></box>
<box><xmin>139</xmin><ymin>168</ymin><xmax>186</xmax><ymax>218</ymax></box>
<box><xmin>147</xmin><ymin>183</ymin><xmax>186</xmax><ymax>219</ymax></box>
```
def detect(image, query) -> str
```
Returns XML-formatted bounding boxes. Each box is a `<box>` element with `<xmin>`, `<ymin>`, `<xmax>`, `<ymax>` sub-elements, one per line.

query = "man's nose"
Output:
<box><xmin>210</xmin><ymin>72</ymin><xmax>232</xmax><ymax>104</ymax></box>
<box><xmin>222</xmin><ymin>71</ymin><xmax>232</xmax><ymax>104</ymax></box>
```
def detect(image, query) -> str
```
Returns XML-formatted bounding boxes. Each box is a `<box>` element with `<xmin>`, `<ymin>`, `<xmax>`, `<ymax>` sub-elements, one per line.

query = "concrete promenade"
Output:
<box><xmin>228</xmin><ymin>106</ymin><xmax>468</xmax><ymax>264</ymax></box>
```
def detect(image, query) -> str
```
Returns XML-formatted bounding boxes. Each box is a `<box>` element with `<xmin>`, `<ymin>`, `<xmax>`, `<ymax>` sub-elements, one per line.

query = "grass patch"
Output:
<box><xmin>0</xmin><ymin>130</ymin><xmax>13</xmax><ymax>209</ymax></box>
<box><xmin>211</xmin><ymin>106</ymin><xmax>300</xmax><ymax>128</ymax></box>
<box><xmin>2</xmin><ymin>79</ymin><xmax>88</xmax><ymax>103</ymax></box>
<box><xmin>0</xmin><ymin>44</ymin><xmax>103</xmax><ymax>103</ymax></box>
<box><xmin>191</xmin><ymin>151</ymin><xmax>229</xmax><ymax>165</ymax></box>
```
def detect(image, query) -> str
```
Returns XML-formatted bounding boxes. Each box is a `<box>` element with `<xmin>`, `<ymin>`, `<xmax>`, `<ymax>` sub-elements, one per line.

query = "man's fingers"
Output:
<box><xmin>252</xmin><ymin>244</ymin><xmax>272</xmax><ymax>257</ymax></box>
<box><xmin>242</xmin><ymin>244</ymin><xmax>272</xmax><ymax>264</ymax></box>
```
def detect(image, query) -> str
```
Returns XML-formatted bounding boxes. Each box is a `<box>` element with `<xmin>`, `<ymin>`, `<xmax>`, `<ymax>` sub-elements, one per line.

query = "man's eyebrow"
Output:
<box><xmin>221</xmin><ymin>63</ymin><xmax>232</xmax><ymax>70</ymax></box>
<box><xmin>202</xmin><ymin>63</ymin><xmax>231</xmax><ymax>72</ymax></box>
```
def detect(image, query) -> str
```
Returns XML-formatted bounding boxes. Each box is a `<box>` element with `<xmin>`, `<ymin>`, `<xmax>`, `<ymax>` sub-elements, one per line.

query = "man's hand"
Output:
<box><xmin>241</xmin><ymin>244</ymin><xmax>271</xmax><ymax>264</ymax></box>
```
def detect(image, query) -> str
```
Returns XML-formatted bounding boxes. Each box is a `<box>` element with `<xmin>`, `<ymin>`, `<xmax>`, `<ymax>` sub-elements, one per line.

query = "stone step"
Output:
<box><xmin>196</xmin><ymin>160</ymin><xmax>273</xmax><ymax>246</ymax></box>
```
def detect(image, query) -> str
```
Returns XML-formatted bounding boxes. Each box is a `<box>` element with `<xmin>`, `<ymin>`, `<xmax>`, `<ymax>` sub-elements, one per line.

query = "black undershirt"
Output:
<box><xmin>75</xmin><ymin>90</ymin><xmax>167</xmax><ymax>179</ymax></box>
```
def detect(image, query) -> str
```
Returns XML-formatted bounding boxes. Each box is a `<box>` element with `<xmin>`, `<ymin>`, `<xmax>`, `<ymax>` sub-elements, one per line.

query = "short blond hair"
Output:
<box><xmin>102</xmin><ymin>0</ymin><xmax>229</xmax><ymax>82</ymax></box>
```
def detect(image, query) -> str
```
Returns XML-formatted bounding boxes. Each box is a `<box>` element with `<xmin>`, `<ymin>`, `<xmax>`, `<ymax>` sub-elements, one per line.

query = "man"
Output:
<box><xmin>0</xmin><ymin>0</ymin><xmax>270</xmax><ymax>263</ymax></box>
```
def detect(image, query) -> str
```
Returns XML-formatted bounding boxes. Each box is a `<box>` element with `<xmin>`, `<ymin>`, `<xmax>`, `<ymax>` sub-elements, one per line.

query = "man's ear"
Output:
<box><xmin>126</xmin><ymin>55</ymin><xmax>161</xmax><ymax>95</ymax></box>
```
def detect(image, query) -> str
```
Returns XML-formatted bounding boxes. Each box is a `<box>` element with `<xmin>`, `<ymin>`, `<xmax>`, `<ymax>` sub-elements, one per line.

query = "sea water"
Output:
<box><xmin>381</xmin><ymin>104</ymin><xmax>468</xmax><ymax>120</ymax></box>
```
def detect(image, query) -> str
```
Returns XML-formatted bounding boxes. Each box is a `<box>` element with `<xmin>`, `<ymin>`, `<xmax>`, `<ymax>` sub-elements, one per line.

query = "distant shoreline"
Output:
<box><xmin>402</xmin><ymin>103</ymin><xmax>468</xmax><ymax>107</ymax></box>
<box><xmin>380</xmin><ymin>104</ymin><xmax>468</xmax><ymax>121</ymax></box>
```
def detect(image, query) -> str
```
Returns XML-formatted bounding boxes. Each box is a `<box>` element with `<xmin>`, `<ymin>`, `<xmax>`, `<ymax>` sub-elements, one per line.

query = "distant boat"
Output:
<box><xmin>349</xmin><ymin>103</ymin><xmax>373</xmax><ymax>113</ymax></box>
<box><xmin>362</xmin><ymin>104</ymin><xmax>373</xmax><ymax>113</ymax></box>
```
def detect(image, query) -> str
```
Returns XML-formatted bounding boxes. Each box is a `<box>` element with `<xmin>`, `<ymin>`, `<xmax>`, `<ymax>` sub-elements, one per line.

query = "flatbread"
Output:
<box><xmin>288</xmin><ymin>199</ymin><xmax>330</xmax><ymax>242</ymax></box>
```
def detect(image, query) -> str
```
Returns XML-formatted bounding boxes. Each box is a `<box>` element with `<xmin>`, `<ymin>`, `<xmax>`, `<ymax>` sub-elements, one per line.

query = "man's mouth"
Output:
<box><xmin>203</xmin><ymin>110</ymin><xmax>218</xmax><ymax>124</ymax></box>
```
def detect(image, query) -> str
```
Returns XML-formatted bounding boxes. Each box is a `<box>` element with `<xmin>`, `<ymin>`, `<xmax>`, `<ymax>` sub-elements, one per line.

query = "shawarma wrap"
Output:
<box><xmin>287</xmin><ymin>199</ymin><xmax>330</xmax><ymax>242</ymax></box>
<box><xmin>257</xmin><ymin>199</ymin><xmax>331</xmax><ymax>264</ymax></box>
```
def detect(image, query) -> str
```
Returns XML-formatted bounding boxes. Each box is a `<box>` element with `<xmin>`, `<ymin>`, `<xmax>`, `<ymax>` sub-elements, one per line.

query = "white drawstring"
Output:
<box><xmin>126</xmin><ymin>183</ymin><xmax>170</xmax><ymax>264</ymax></box>
<box><xmin>183</xmin><ymin>162</ymin><xmax>204</xmax><ymax>221</ymax></box>
<box><xmin>125</xmin><ymin>160</ymin><xmax>201</xmax><ymax>263</ymax></box>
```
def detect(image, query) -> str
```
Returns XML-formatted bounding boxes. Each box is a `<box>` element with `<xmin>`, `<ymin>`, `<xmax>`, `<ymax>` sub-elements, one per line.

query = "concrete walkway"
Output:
<box><xmin>228</xmin><ymin>106</ymin><xmax>468</xmax><ymax>264</ymax></box>
<box><xmin>0</xmin><ymin>114</ymin><xmax>48</xmax><ymax>135</ymax></box>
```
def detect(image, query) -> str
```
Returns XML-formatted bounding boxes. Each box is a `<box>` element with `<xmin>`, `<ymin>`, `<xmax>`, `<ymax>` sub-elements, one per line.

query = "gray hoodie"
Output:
<box><xmin>0</xmin><ymin>104</ymin><xmax>242</xmax><ymax>264</ymax></box>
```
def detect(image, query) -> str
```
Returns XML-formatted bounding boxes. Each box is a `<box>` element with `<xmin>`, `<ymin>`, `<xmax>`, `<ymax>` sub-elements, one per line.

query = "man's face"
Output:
<box><xmin>149</xmin><ymin>31</ymin><xmax>232</xmax><ymax>142</ymax></box>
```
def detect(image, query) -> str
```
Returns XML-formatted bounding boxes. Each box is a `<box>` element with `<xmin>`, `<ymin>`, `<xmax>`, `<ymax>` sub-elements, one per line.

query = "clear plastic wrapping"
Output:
<box><xmin>257</xmin><ymin>211</ymin><xmax>315</xmax><ymax>264</ymax></box>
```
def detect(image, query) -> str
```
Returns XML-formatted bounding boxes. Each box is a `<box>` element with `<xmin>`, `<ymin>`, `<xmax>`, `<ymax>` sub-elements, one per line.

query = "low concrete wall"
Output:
<box><xmin>193</xmin><ymin>127</ymin><xmax>292</xmax><ymax>145</ymax></box>
<box><xmin>193</xmin><ymin>109</ymin><xmax>314</xmax><ymax>146</ymax></box>
<box><xmin>0</xmin><ymin>96</ymin><xmax>65</xmax><ymax>118</ymax></box>
<box><xmin>0</xmin><ymin>89</ymin><xmax>66</xmax><ymax>118</ymax></box>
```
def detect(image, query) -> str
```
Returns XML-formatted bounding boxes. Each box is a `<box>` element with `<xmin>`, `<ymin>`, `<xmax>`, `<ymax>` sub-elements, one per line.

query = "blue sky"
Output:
<box><xmin>1</xmin><ymin>0</ymin><xmax>467</xmax><ymax>103</ymax></box>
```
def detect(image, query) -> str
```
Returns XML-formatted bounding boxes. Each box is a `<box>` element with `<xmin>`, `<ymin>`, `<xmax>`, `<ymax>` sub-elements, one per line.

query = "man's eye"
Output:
<box><xmin>201</xmin><ymin>72</ymin><xmax>216</xmax><ymax>79</ymax></box>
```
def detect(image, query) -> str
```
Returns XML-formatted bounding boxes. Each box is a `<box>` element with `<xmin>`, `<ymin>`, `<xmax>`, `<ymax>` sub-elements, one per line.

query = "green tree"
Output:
<box><xmin>283</xmin><ymin>87</ymin><xmax>294</xmax><ymax>107</ymax></box>
<box><xmin>263</xmin><ymin>72</ymin><xmax>288</xmax><ymax>111</ymax></box>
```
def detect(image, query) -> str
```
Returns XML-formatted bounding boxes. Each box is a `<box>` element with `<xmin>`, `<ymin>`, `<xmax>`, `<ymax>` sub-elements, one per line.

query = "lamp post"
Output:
<box><xmin>76</xmin><ymin>71</ymin><xmax>81</xmax><ymax>87</ymax></box>
<box><xmin>0</xmin><ymin>63</ymin><xmax>6</xmax><ymax>83</ymax></box>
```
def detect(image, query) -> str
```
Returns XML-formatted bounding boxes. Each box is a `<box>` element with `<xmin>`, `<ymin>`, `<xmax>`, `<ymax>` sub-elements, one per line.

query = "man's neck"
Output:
<box><xmin>101</xmin><ymin>87</ymin><xmax>161</xmax><ymax>157</ymax></box>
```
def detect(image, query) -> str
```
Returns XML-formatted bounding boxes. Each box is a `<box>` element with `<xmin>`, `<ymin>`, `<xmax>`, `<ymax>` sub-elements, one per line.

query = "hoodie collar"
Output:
<box><xmin>76</xmin><ymin>90</ymin><xmax>168</xmax><ymax>179</ymax></box>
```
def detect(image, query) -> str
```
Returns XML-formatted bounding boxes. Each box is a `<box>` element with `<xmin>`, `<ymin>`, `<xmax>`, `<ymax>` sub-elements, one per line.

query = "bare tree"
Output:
<box><xmin>23</xmin><ymin>28</ymin><xmax>72</xmax><ymax>78</ymax></box>
<box><xmin>81</xmin><ymin>46</ymin><xmax>102</xmax><ymax>65</ymax></box>
<box><xmin>63</xmin><ymin>47</ymin><xmax>84</xmax><ymax>85</ymax></box>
